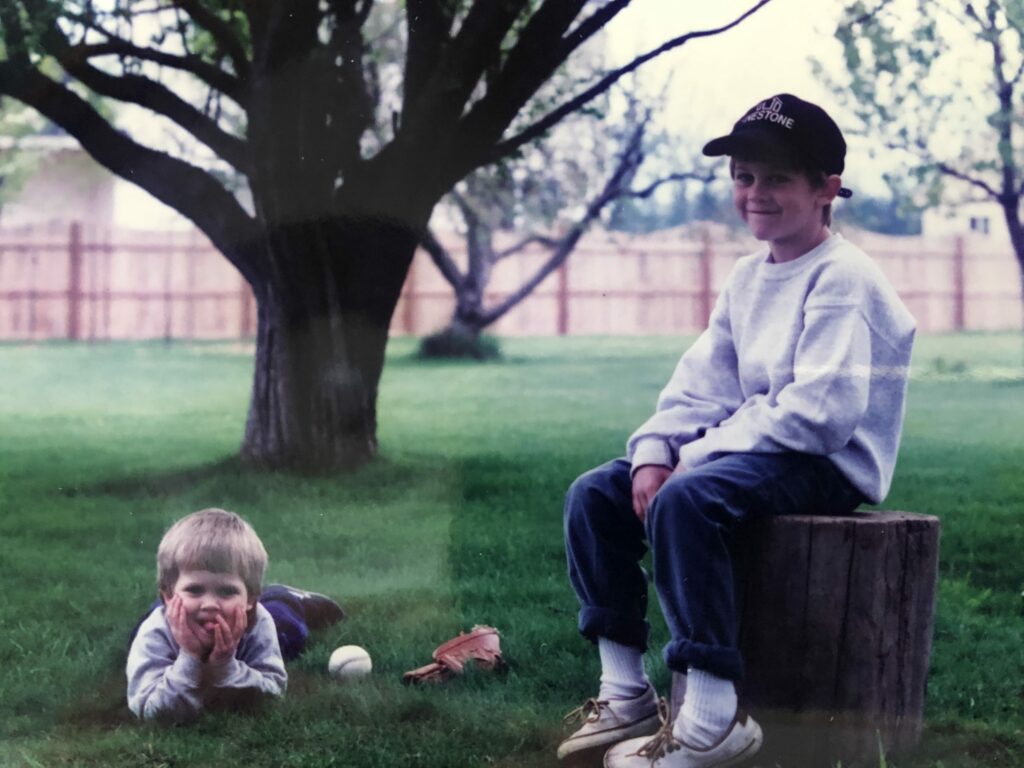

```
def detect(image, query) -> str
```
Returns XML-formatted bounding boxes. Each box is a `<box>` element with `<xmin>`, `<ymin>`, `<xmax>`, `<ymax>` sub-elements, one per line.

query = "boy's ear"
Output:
<box><xmin>160</xmin><ymin>590</ymin><xmax>172</xmax><ymax>605</ymax></box>
<box><xmin>820</xmin><ymin>174</ymin><xmax>843</xmax><ymax>203</ymax></box>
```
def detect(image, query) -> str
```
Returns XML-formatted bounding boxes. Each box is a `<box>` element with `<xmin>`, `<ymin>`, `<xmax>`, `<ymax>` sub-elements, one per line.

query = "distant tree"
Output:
<box><xmin>420</xmin><ymin>106</ymin><xmax>709</xmax><ymax>356</ymax></box>
<box><xmin>838</xmin><ymin>180</ymin><xmax>923</xmax><ymax>235</ymax></box>
<box><xmin>0</xmin><ymin>0</ymin><xmax>773</xmax><ymax>471</ymax></box>
<box><xmin>828</xmin><ymin>0</ymin><xmax>1024</xmax><ymax>304</ymax></box>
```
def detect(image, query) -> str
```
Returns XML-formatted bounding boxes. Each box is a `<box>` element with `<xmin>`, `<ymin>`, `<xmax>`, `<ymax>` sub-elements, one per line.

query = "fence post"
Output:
<box><xmin>700</xmin><ymin>227</ymin><xmax>713</xmax><ymax>328</ymax></box>
<box><xmin>403</xmin><ymin>251</ymin><xmax>417</xmax><ymax>335</ymax></box>
<box><xmin>952</xmin><ymin>236</ymin><xmax>965</xmax><ymax>332</ymax></box>
<box><xmin>163</xmin><ymin>248</ymin><xmax>173</xmax><ymax>342</ymax></box>
<box><xmin>557</xmin><ymin>258</ymin><xmax>569</xmax><ymax>336</ymax></box>
<box><xmin>67</xmin><ymin>221</ymin><xmax>83</xmax><ymax>340</ymax></box>
<box><xmin>185</xmin><ymin>231</ymin><xmax>197</xmax><ymax>340</ymax></box>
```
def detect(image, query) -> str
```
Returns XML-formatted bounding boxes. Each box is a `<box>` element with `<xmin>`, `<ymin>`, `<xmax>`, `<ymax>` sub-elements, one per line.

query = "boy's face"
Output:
<box><xmin>731</xmin><ymin>158</ymin><xmax>839</xmax><ymax>262</ymax></box>
<box><xmin>162</xmin><ymin>569</ymin><xmax>253</xmax><ymax>641</ymax></box>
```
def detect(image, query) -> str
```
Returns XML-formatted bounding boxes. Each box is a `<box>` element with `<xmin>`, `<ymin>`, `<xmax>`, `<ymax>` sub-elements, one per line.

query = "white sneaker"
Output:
<box><xmin>557</xmin><ymin>685</ymin><xmax>661</xmax><ymax>763</ymax></box>
<box><xmin>603</xmin><ymin>711</ymin><xmax>762</xmax><ymax>768</ymax></box>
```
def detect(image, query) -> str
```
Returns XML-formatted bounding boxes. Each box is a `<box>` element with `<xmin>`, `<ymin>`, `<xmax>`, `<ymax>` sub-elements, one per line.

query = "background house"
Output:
<box><xmin>0</xmin><ymin>135</ymin><xmax>115</xmax><ymax>229</ymax></box>
<box><xmin>922</xmin><ymin>200</ymin><xmax>1008</xmax><ymax>245</ymax></box>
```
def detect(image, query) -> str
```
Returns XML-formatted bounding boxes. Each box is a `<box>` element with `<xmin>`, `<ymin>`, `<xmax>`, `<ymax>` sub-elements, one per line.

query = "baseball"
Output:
<box><xmin>328</xmin><ymin>644</ymin><xmax>373</xmax><ymax>680</ymax></box>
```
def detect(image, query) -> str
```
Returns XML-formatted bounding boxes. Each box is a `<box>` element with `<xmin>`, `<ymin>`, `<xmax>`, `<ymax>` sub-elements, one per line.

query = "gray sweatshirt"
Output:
<box><xmin>627</xmin><ymin>234</ymin><xmax>915</xmax><ymax>504</ymax></box>
<box><xmin>126</xmin><ymin>602</ymin><xmax>287</xmax><ymax>723</ymax></box>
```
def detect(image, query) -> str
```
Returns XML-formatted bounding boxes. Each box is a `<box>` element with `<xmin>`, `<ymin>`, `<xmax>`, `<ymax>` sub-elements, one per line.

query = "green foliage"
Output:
<box><xmin>0</xmin><ymin>95</ymin><xmax>43</xmax><ymax>208</ymax></box>
<box><xmin>0</xmin><ymin>335</ymin><xmax>1022</xmax><ymax>766</ymax></box>
<box><xmin>826</xmin><ymin>0</ymin><xmax>1024</xmax><ymax>217</ymax></box>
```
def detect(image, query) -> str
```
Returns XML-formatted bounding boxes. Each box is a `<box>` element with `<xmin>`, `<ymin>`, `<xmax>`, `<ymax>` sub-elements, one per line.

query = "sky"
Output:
<box><xmin>114</xmin><ymin>0</ymin><xmax>867</xmax><ymax>227</ymax></box>
<box><xmin>602</xmin><ymin>0</ymin><xmax>881</xmax><ymax>185</ymax></box>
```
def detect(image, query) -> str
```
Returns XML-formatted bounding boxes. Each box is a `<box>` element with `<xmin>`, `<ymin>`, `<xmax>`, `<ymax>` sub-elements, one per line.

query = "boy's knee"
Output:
<box><xmin>647</xmin><ymin>472</ymin><xmax>736</xmax><ymax>531</ymax></box>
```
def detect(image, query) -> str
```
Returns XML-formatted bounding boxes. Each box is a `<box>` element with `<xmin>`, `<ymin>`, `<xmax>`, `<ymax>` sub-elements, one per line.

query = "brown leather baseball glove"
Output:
<box><xmin>402</xmin><ymin>625</ymin><xmax>504</xmax><ymax>684</ymax></box>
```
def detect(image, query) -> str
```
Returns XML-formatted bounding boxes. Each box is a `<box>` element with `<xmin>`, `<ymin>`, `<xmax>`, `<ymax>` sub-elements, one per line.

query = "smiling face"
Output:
<box><xmin>731</xmin><ymin>157</ymin><xmax>841</xmax><ymax>263</ymax></box>
<box><xmin>163</xmin><ymin>569</ymin><xmax>252</xmax><ymax>642</ymax></box>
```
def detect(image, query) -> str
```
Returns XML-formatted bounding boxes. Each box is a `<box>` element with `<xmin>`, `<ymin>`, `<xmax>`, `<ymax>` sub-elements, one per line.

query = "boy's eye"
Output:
<box><xmin>217</xmin><ymin>587</ymin><xmax>241</xmax><ymax>598</ymax></box>
<box><xmin>735</xmin><ymin>173</ymin><xmax>754</xmax><ymax>185</ymax></box>
<box><xmin>184</xmin><ymin>585</ymin><xmax>204</xmax><ymax>595</ymax></box>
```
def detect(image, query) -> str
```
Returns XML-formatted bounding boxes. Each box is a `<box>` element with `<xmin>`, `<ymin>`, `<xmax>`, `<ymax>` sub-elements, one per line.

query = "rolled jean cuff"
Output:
<box><xmin>579</xmin><ymin>606</ymin><xmax>650</xmax><ymax>651</ymax></box>
<box><xmin>664</xmin><ymin>638</ymin><xmax>744</xmax><ymax>681</ymax></box>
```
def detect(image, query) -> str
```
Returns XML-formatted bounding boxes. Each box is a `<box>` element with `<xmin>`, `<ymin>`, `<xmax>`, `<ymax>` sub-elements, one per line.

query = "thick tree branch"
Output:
<box><xmin>23</xmin><ymin>6</ymin><xmax>250</xmax><ymax>173</ymax></box>
<box><xmin>403</xmin><ymin>0</ymin><xmax>528</xmax><ymax>135</ymax></box>
<box><xmin>325</xmin><ymin>0</ymin><xmax>376</xmax><ymax>170</ymax></box>
<box><xmin>404</xmin><ymin>0</ymin><xmax>454</xmax><ymax>107</ymax></box>
<box><xmin>559</xmin><ymin>1</ymin><xmax>631</xmax><ymax>59</ymax></box>
<box><xmin>172</xmin><ymin>0</ymin><xmax>250</xmax><ymax>79</ymax></box>
<box><xmin>0</xmin><ymin>63</ymin><xmax>260</xmax><ymax>281</ymax></box>
<box><xmin>485</xmin><ymin>0</ymin><xmax>773</xmax><ymax>166</ymax></box>
<box><xmin>457</xmin><ymin>0</ymin><xmax>589</xmax><ymax>145</ymax></box>
<box><xmin>479</xmin><ymin>0</ymin><xmax>593</xmax><ymax>119</ymax></box>
<box><xmin>68</xmin><ymin>40</ymin><xmax>245</xmax><ymax>104</ymax></box>
<box><xmin>420</xmin><ymin>226</ymin><xmax>464</xmax><ymax>289</ymax></box>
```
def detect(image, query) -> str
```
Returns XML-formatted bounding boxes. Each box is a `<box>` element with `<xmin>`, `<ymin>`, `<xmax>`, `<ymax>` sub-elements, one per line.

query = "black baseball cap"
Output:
<box><xmin>703</xmin><ymin>94</ymin><xmax>853</xmax><ymax>198</ymax></box>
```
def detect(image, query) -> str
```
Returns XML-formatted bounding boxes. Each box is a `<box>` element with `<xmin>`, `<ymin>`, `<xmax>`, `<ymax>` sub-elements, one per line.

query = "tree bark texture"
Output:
<box><xmin>240</xmin><ymin>217</ymin><xmax>419</xmax><ymax>471</ymax></box>
<box><xmin>735</xmin><ymin>511</ymin><xmax>940</xmax><ymax>767</ymax></box>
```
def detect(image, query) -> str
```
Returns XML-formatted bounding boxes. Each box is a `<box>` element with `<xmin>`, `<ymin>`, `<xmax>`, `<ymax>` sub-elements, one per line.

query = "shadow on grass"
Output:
<box><xmin>67</xmin><ymin>453</ymin><xmax>429</xmax><ymax>501</ymax></box>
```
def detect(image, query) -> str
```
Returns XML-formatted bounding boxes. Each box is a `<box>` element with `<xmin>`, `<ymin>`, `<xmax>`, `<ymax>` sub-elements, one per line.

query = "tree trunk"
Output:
<box><xmin>240</xmin><ymin>217</ymin><xmax>418</xmax><ymax>472</ymax></box>
<box><xmin>1000</xmin><ymin>200</ymin><xmax>1024</xmax><ymax>367</ymax></box>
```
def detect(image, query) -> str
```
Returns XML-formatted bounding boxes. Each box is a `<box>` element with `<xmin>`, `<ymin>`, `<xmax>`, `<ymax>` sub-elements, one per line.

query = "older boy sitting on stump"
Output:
<box><xmin>558</xmin><ymin>94</ymin><xmax>916</xmax><ymax>768</ymax></box>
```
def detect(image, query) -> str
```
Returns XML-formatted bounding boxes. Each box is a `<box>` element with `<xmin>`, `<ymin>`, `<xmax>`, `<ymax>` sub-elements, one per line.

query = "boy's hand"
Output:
<box><xmin>208</xmin><ymin>603</ymin><xmax>248</xmax><ymax>664</ymax></box>
<box><xmin>166</xmin><ymin>595</ymin><xmax>212</xmax><ymax>660</ymax></box>
<box><xmin>632</xmin><ymin>465</ymin><xmax>672</xmax><ymax>522</ymax></box>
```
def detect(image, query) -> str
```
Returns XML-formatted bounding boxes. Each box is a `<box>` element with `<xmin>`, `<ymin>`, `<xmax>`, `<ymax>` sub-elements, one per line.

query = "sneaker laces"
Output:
<box><xmin>635</xmin><ymin>697</ymin><xmax>680</xmax><ymax>761</ymax></box>
<box><xmin>563</xmin><ymin>697</ymin><xmax>610</xmax><ymax>726</ymax></box>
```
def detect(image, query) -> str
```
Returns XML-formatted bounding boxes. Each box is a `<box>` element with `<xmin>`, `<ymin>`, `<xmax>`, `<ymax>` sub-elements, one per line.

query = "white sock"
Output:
<box><xmin>673</xmin><ymin>667</ymin><xmax>737</xmax><ymax>748</ymax></box>
<box><xmin>597</xmin><ymin>637</ymin><xmax>649</xmax><ymax>701</ymax></box>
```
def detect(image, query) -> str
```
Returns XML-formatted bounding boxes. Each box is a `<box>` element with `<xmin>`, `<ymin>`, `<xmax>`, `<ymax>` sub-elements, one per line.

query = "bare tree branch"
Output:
<box><xmin>495</xmin><ymin>234</ymin><xmax>558</xmax><ymax>259</ymax></box>
<box><xmin>172</xmin><ymin>0</ymin><xmax>250</xmax><ymax>79</ymax></box>
<box><xmin>627</xmin><ymin>171</ymin><xmax>715</xmax><ymax>200</ymax></box>
<box><xmin>480</xmin><ymin>120</ymin><xmax>646</xmax><ymax>325</ymax></box>
<box><xmin>19</xmin><ymin>1</ymin><xmax>250</xmax><ymax>172</ymax></box>
<box><xmin>0</xmin><ymin>62</ymin><xmax>260</xmax><ymax>279</ymax></box>
<box><xmin>839</xmin><ymin>0</ymin><xmax>895</xmax><ymax>29</ymax></box>
<box><xmin>486</xmin><ymin>0</ymin><xmax>773</xmax><ymax>165</ymax></box>
<box><xmin>68</xmin><ymin>40</ymin><xmax>245</xmax><ymax>104</ymax></box>
<box><xmin>936</xmin><ymin>162</ymin><xmax>1000</xmax><ymax>199</ymax></box>
<box><xmin>420</xmin><ymin>226</ymin><xmax>464</xmax><ymax>289</ymax></box>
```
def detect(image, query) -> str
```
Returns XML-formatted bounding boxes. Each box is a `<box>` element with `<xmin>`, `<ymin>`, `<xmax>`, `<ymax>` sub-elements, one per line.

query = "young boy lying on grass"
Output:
<box><xmin>126</xmin><ymin>507</ymin><xmax>343</xmax><ymax>723</ymax></box>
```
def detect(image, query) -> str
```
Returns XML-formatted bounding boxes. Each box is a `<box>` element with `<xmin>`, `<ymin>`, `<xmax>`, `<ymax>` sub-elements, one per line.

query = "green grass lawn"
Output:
<box><xmin>0</xmin><ymin>333</ymin><xmax>1021</xmax><ymax>767</ymax></box>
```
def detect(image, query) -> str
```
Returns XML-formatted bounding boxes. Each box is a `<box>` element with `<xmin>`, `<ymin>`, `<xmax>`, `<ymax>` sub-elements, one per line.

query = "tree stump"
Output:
<box><xmin>735</xmin><ymin>511</ymin><xmax>940</xmax><ymax>767</ymax></box>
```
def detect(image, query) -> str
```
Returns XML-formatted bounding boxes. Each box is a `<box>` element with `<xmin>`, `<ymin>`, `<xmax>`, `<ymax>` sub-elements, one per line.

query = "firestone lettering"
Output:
<box><xmin>740</xmin><ymin>109</ymin><xmax>795</xmax><ymax>129</ymax></box>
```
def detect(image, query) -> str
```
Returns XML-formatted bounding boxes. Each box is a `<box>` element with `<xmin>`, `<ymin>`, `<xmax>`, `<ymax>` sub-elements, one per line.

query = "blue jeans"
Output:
<box><xmin>564</xmin><ymin>452</ymin><xmax>864</xmax><ymax>681</ymax></box>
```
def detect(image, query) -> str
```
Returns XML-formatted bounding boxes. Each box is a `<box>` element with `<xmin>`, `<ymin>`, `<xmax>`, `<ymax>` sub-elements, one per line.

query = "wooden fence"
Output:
<box><xmin>0</xmin><ymin>222</ymin><xmax>1020</xmax><ymax>341</ymax></box>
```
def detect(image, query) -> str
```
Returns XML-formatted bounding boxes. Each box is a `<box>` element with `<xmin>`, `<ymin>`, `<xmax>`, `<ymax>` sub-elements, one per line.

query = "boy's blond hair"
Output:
<box><xmin>157</xmin><ymin>508</ymin><xmax>267</xmax><ymax>600</ymax></box>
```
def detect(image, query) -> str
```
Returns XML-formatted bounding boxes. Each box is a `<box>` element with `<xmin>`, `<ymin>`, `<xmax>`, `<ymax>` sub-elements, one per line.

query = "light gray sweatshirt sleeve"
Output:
<box><xmin>126</xmin><ymin>603</ymin><xmax>286</xmax><ymax>723</ymax></box>
<box><xmin>626</xmin><ymin>284</ymin><xmax>746</xmax><ymax>473</ymax></box>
